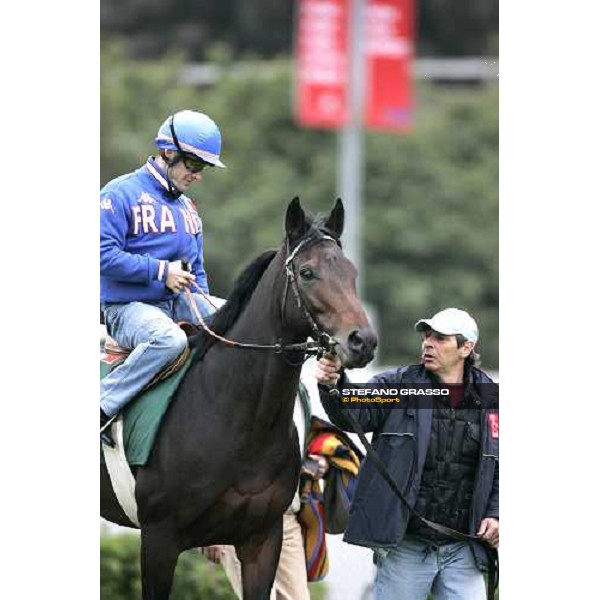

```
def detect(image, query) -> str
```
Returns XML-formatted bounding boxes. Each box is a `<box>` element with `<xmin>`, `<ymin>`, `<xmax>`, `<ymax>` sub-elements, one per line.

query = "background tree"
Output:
<box><xmin>100</xmin><ymin>0</ymin><xmax>498</xmax><ymax>61</ymax></box>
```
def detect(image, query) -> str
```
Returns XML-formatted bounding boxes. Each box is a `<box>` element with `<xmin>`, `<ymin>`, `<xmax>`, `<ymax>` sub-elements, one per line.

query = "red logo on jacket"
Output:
<box><xmin>488</xmin><ymin>413</ymin><xmax>499</xmax><ymax>439</ymax></box>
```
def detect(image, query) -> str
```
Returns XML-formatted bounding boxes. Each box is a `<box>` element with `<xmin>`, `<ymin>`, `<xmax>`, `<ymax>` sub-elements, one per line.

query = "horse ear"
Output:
<box><xmin>285</xmin><ymin>196</ymin><xmax>309</xmax><ymax>242</ymax></box>
<box><xmin>325</xmin><ymin>198</ymin><xmax>345</xmax><ymax>238</ymax></box>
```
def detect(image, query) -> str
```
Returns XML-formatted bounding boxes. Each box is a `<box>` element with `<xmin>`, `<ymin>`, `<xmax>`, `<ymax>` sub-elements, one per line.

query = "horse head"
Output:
<box><xmin>284</xmin><ymin>197</ymin><xmax>377</xmax><ymax>369</ymax></box>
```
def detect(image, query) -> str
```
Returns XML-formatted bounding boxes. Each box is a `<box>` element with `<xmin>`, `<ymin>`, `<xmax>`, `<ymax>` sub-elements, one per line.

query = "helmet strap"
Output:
<box><xmin>169</xmin><ymin>114</ymin><xmax>185</xmax><ymax>155</ymax></box>
<box><xmin>162</xmin><ymin>117</ymin><xmax>184</xmax><ymax>198</ymax></box>
<box><xmin>165</xmin><ymin>161</ymin><xmax>182</xmax><ymax>198</ymax></box>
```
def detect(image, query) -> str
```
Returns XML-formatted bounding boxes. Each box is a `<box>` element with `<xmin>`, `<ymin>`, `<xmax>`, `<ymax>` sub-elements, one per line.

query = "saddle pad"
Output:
<box><xmin>100</xmin><ymin>349</ymin><xmax>197</xmax><ymax>466</ymax></box>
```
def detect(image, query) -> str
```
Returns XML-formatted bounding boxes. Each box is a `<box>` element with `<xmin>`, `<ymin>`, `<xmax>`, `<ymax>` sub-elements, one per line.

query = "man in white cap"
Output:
<box><xmin>316</xmin><ymin>308</ymin><xmax>499</xmax><ymax>600</ymax></box>
<box><xmin>414</xmin><ymin>307</ymin><xmax>480</xmax><ymax>384</ymax></box>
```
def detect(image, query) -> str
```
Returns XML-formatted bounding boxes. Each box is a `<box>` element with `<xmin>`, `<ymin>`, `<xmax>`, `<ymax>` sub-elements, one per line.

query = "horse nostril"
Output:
<box><xmin>348</xmin><ymin>328</ymin><xmax>378</xmax><ymax>355</ymax></box>
<box><xmin>345</xmin><ymin>328</ymin><xmax>378</xmax><ymax>367</ymax></box>
<box><xmin>348</xmin><ymin>330</ymin><xmax>365</xmax><ymax>352</ymax></box>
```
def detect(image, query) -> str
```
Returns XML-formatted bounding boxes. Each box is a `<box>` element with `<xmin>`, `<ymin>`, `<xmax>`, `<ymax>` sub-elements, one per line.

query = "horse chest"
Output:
<box><xmin>221</xmin><ymin>479</ymin><xmax>295</xmax><ymax>537</ymax></box>
<box><xmin>174</xmin><ymin>474</ymin><xmax>297</xmax><ymax>547</ymax></box>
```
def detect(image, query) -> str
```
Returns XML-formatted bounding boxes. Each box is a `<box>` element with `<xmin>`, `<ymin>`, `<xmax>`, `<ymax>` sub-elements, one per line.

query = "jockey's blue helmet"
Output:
<box><xmin>155</xmin><ymin>110</ymin><xmax>226</xmax><ymax>168</ymax></box>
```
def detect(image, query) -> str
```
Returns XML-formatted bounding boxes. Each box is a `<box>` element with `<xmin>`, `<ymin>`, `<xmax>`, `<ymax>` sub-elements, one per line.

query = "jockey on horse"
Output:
<box><xmin>100</xmin><ymin>109</ymin><xmax>226</xmax><ymax>446</ymax></box>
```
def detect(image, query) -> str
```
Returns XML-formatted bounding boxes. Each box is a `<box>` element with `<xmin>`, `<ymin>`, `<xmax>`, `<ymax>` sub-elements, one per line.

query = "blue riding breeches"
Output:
<box><xmin>100</xmin><ymin>293</ymin><xmax>224</xmax><ymax>417</ymax></box>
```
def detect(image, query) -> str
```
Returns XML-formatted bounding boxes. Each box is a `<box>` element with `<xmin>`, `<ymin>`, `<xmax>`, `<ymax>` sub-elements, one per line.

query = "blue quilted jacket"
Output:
<box><xmin>318</xmin><ymin>364</ymin><xmax>499</xmax><ymax>571</ymax></box>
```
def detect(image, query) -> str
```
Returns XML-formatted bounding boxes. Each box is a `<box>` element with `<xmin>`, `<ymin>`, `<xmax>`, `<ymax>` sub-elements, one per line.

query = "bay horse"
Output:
<box><xmin>100</xmin><ymin>197</ymin><xmax>378</xmax><ymax>599</ymax></box>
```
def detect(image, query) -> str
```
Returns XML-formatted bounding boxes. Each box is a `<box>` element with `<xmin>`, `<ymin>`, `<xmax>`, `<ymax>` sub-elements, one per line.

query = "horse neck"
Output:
<box><xmin>202</xmin><ymin>250</ymin><xmax>307</xmax><ymax>416</ymax></box>
<box><xmin>231</xmin><ymin>249</ymin><xmax>304</xmax><ymax>345</ymax></box>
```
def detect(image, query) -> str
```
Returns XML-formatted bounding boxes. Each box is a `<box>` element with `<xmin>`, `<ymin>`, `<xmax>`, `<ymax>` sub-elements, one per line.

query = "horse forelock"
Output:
<box><xmin>314</xmin><ymin>218</ymin><xmax>342</xmax><ymax>246</ymax></box>
<box><xmin>188</xmin><ymin>249</ymin><xmax>278</xmax><ymax>360</ymax></box>
<box><xmin>288</xmin><ymin>214</ymin><xmax>342</xmax><ymax>254</ymax></box>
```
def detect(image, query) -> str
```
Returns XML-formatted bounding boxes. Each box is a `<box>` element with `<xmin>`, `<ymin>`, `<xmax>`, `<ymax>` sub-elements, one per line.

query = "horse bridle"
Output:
<box><xmin>185</xmin><ymin>231</ymin><xmax>340</xmax><ymax>359</ymax></box>
<box><xmin>281</xmin><ymin>232</ymin><xmax>340</xmax><ymax>356</ymax></box>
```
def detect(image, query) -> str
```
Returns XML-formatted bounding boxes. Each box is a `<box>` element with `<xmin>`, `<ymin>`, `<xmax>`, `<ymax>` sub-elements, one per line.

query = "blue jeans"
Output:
<box><xmin>374</xmin><ymin>536</ymin><xmax>486</xmax><ymax>600</ymax></box>
<box><xmin>100</xmin><ymin>293</ymin><xmax>224</xmax><ymax>417</ymax></box>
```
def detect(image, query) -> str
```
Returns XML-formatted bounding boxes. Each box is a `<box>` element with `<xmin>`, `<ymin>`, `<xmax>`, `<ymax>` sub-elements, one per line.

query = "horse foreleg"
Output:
<box><xmin>140</xmin><ymin>526</ymin><xmax>180</xmax><ymax>600</ymax></box>
<box><xmin>236</xmin><ymin>519</ymin><xmax>283</xmax><ymax>600</ymax></box>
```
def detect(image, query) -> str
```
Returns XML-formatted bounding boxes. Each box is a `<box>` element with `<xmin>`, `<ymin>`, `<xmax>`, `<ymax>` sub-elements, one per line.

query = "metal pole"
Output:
<box><xmin>338</xmin><ymin>0</ymin><xmax>366</xmax><ymax>298</ymax></box>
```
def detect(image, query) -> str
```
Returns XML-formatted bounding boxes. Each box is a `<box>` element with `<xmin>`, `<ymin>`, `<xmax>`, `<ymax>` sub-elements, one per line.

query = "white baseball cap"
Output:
<box><xmin>415</xmin><ymin>308</ymin><xmax>479</xmax><ymax>344</ymax></box>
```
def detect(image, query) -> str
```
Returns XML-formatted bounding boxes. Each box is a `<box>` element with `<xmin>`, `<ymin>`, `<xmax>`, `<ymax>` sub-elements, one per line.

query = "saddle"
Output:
<box><xmin>101</xmin><ymin>321</ymin><xmax>198</xmax><ymax>393</ymax></box>
<box><xmin>100</xmin><ymin>322</ymin><xmax>203</xmax><ymax>468</ymax></box>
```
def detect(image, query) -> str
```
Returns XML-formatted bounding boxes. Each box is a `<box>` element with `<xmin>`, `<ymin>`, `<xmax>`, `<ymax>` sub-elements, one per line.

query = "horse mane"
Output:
<box><xmin>188</xmin><ymin>249</ymin><xmax>278</xmax><ymax>361</ymax></box>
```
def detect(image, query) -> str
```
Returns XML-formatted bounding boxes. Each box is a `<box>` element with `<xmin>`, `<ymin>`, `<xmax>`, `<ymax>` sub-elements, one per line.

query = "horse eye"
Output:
<box><xmin>299</xmin><ymin>267</ymin><xmax>314</xmax><ymax>281</ymax></box>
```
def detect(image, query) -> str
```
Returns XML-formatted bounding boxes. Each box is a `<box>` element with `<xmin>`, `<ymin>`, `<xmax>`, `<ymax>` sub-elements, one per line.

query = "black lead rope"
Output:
<box><xmin>326</xmin><ymin>387</ymin><xmax>498</xmax><ymax>599</ymax></box>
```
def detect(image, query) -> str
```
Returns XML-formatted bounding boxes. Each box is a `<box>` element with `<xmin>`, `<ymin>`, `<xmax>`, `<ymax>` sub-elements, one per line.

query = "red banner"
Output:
<box><xmin>364</xmin><ymin>0</ymin><xmax>414</xmax><ymax>131</ymax></box>
<box><xmin>295</xmin><ymin>0</ymin><xmax>350</xmax><ymax>128</ymax></box>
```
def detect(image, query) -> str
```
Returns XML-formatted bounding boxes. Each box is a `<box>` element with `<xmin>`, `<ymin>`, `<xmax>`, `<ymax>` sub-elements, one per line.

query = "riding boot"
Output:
<box><xmin>100</xmin><ymin>408</ymin><xmax>115</xmax><ymax>447</ymax></box>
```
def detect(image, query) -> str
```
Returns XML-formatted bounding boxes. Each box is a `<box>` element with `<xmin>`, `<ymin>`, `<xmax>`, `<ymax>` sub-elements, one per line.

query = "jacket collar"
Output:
<box><xmin>144</xmin><ymin>156</ymin><xmax>181</xmax><ymax>198</ymax></box>
<box><xmin>410</xmin><ymin>363</ymin><xmax>481</xmax><ymax>385</ymax></box>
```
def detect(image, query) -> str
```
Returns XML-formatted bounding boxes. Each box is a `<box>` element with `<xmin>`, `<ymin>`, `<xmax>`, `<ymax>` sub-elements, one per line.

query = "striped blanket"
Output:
<box><xmin>298</xmin><ymin>416</ymin><xmax>363</xmax><ymax>581</ymax></box>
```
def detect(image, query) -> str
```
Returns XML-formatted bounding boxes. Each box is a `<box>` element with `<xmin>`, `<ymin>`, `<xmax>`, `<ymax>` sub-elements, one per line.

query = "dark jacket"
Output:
<box><xmin>318</xmin><ymin>364</ymin><xmax>499</xmax><ymax>571</ymax></box>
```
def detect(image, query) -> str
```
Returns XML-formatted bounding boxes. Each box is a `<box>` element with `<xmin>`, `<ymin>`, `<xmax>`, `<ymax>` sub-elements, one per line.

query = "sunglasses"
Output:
<box><xmin>181</xmin><ymin>155</ymin><xmax>210</xmax><ymax>174</ymax></box>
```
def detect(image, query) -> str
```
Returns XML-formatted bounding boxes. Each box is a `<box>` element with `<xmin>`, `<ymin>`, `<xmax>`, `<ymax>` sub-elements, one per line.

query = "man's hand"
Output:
<box><xmin>166</xmin><ymin>261</ymin><xmax>196</xmax><ymax>293</ymax></box>
<box><xmin>477</xmin><ymin>517</ymin><xmax>499</xmax><ymax>549</ymax></box>
<box><xmin>316</xmin><ymin>355</ymin><xmax>342</xmax><ymax>386</ymax></box>
<box><xmin>199</xmin><ymin>545</ymin><xmax>227</xmax><ymax>564</ymax></box>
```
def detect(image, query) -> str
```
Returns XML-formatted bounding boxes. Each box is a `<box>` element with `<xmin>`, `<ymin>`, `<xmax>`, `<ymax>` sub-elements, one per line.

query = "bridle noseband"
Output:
<box><xmin>185</xmin><ymin>231</ymin><xmax>341</xmax><ymax>360</ymax></box>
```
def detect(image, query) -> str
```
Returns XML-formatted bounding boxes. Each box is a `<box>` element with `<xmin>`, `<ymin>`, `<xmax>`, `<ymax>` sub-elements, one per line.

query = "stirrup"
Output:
<box><xmin>101</xmin><ymin>428</ymin><xmax>115</xmax><ymax>448</ymax></box>
<box><xmin>101</xmin><ymin>412</ymin><xmax>117</xmax><ymax>448</ymax></box>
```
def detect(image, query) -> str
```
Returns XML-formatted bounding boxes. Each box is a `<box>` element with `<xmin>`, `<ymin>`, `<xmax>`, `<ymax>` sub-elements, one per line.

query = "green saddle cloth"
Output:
<box><xmin>101</xmin><ymin>352</ymin><xmax>311</xmax><ymax>466</ymax></box>
<box><xmin>100</xmin><ymin>350</ymin><xmax>196</xmax><ymax>466</ymax></box>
